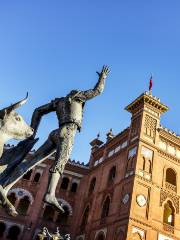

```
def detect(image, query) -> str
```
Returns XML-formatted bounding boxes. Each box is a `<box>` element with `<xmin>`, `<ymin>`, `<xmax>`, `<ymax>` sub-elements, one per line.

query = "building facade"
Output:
<box><xmin>0</xmin><ymin>91</ymin><xmax>180</xmax><ymax>240</ymax></box>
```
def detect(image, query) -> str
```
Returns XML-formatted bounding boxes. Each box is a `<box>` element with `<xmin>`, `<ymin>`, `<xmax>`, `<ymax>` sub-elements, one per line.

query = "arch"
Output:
<box><xmin>60</xmin><ymin>177</ymin><xmax>70</xmax><ymax>190</ymax></box>
<box><xmin>8</xmin><ymin>188</ymin><xmax>34</xmax><ymax>203</ymax></box>
<box><xmin>0</xmin><ymin>222</ymin><xmax>6</xmax><ymax>237</ymax></box>
<box><xmin>81</xmin><ymin>205</ymin><xmax>90</xmax><ymax>227</ymax></box>
<box><xmin>8</xmin><ymin>192</ymin><xmax>17</xmax><ymax>205</ymax></box>
<box><xmin>96</xmin><ymin>232</ymin><xmax>105</xmax><ymax>240</ymax></box>
<box><xmin>71</xmin><ymin>182</ymin><xmax>78</xmax><ymax>193</ymax></box>
<box><xmin>88</xmin><ymin>177</ymin><xmax>96</xmax><ymax>194</ymax></box>
<box><xmin>33</xmin><ymin>172</ymin><xmax>41</xmax><ymax>183</ymax></box>
<box><xmin>163</xmin><ymin>200</ymin><xmax>175</xmax><ymax>226</ymax></box>
<box><xmin>101</xmin><ymin>196</ymin><xmax>111</xmax><ymax>218</ymax></box>
<box><xmin>58</xmin><ymin>198</ymin><xmax>73</xmax><ymax>215</ymax></box>
<box><xmin>7</xmin><ymin>225</ymin><xmax>21</xmax><ymax>240</ymax></box>
<box><xmin>56</xmin><ymin>205</ymin><xmax>70</xmax><ymax>224</ymax></box>
<box><xmin>132</xmin><ymin>232</ymin><xmax>142</xmax><ymax>240</ymax></box>
<box><xmin>17</xmin><ymin>195</ymin><xmax>31</xmax><ymax>215</ymax></box>
<box><xmin>108</xmin><ymin>166</ymin><xmax>116</xmax><ymax>184</ymax></box>
<box><xmin>43</xmin><ymin>205</ymin><xmax>55</xmax><ymax>221</ymax></box>
<box><xmin>166</xmin><ymin>168</ymin><xmax>177</xmax><ymax>186</ymax></box>
<box><xmin>23</xmin><ymin>169</ymin><xmax>33</xmax><ymax>180</ymax></box>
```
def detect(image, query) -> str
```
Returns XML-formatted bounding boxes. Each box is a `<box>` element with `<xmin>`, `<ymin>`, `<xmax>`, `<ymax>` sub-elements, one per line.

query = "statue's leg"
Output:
<box><xmin>3</xmin><ymin>137</ymin><xmax>56</xmax><ymax>193</ymax></box>
<box><xmin>44</xmin><ymin>123</ymin><xmax>77</xmax><ymax>212</ymax></box>
<box><xmin>0</xmin><ymin>135</ymin><xmax>56</xmax><ymax>216</ymax></box>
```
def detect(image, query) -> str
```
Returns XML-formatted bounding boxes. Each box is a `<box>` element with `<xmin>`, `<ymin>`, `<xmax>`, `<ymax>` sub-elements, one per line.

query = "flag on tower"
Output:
<box><xmin>149</xmin><ymin>75</ymin><xmax>153</xmax><ymax>92</ymax></box>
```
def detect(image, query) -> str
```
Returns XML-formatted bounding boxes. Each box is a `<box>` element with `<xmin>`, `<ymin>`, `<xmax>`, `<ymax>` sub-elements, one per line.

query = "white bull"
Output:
<box><xmin>0</xmin><ymin>93</ymin><xmax>34</xmax><ymax>158</ymax></box>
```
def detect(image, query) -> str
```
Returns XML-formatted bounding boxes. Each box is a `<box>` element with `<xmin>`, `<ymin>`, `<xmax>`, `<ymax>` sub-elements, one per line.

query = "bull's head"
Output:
<box><xmin>0</xmin><ymin>93</ymin><xmax>34</xmax><ymax>141</ymax></box>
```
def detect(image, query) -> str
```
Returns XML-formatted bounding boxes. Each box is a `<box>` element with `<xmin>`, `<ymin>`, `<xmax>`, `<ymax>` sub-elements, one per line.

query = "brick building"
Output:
<box><xmin>0</xmin><ymin>91</ymin><xmax>180</xmax><ymax>240</ymax></box>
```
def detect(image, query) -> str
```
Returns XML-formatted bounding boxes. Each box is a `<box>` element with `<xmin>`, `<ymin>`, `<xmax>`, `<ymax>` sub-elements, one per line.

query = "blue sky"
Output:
<box><xmin>0</xmin><ymin>1</ymin><xmax>180</xmax><ymax>163</ymax></box>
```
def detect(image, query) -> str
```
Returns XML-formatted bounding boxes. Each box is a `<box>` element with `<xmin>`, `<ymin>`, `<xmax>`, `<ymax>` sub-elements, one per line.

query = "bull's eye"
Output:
<box><xmin>15</xmin><ymin>116</ymin><xmax>21</xmax><ymax>121</ymax></box>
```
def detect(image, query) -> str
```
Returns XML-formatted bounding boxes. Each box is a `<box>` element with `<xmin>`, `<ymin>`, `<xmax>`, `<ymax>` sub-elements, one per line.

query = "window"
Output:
<box><xmin>81</xmin><ymin>206</ymin><xmax>90</xmax><ymax>227</ymax></box>
<box><xmin>101</xmin><ymin>196</ymin><xmax>110</xmax><ymax>218</ymax></box>
<box><xmin>88</xmin><ymin>177</ymin><xmax>96</xmax><ymax>194</ymax></box>
<box><xmin>132</xmin><ymin>232</ymin><xmax>142</xmax><ymax>240</ymax></box>
<box><xmin>108</xmin><ymin>166</ymin><xmax>116</xmax><ymax>185</ymax></box>
<box><xmin>17</xmin><ymin>196</ymin><xmax>31</xmax><ymax>215</ymax></box>
<box><xmin>96</xmin><ymin>233</ymin><xmax>105</xmax><ymax>240</ymax></box>
<box><xmin>56</xmin><ymin>206</ymin><xmax>69</xmax><ymax>224</ymax></box>
<box><xmin>60</xmin><ymin>177</ymin><xmax>70</xmax><ymax>190</ymax></box>
<box><xmin>118</xmin><ymin>230</ymin><xmax>125</xmax><ymax>240</ymax></box>
<box><xmin>8</xmin><ymin>192</ymin><xmax>17</xmax><ymax>205</ymax></box>
<box><xmin>43</xmin><ymin>205</ymin><xmax>55</xmax><ymax>221</ymax></box>
<box><xmin>33</xmin><ymin>172</ymin><xmax>41</xmax><ymax>183</ymax></box>
<box><xmin>166</xmin><ymin>168</ymin><xmax>176</xmax><ymax>186</ymax></box>
<box><xmin>7</xmin><ymin>225</ymin><xmax>21</xmax><ymax>240</ymax></box>
<box><xmin>23</xmin><ymin>169</ymin><xmax>32</xmax><ymax>180</ymax></box>
<box><xmin>71</xmin><ymin>182</ymin><xmax>78</xmax><ymax>193</ymax></box>
<box><xmin>163</xmin><ymin>201</ymin><xmax>175</xmax><ymax>226</ymax></box>
<box><xmin>0</xmin><ymin>222</ymin><xmax>6</xmax><ymax>237</ymax></box>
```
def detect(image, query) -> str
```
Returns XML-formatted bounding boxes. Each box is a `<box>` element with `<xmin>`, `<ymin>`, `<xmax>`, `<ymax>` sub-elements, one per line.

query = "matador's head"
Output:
<box><xmin>67</xmin><ymin>90</ymin><xmax>81</xmax><ymax>98</ymax></box>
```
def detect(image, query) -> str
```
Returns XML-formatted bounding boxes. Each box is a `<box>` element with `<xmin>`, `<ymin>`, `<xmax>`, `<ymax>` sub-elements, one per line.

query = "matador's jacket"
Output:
<box><xmin>31</xmin><ymin>75</ymin><xmax>106</xmax><ymax>133</ymax></box>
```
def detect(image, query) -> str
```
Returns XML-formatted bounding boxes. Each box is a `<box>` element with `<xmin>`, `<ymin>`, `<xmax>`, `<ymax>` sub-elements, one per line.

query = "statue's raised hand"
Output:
<box><xmin>96</xmin><ymin>65</ymin><xmax>110</xmax><ymax>79</ymax></box>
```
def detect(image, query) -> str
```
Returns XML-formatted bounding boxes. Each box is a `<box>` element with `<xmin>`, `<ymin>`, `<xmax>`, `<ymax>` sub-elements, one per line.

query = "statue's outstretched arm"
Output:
<box><xmin>31</xmin><ymin>99</ymin><xmax>58</xmax><ymax>136</ymax></box>
<box><xmin>79</xmin><ymin>65</ymin><xmax>110</xmax><ymax>100</ymax></box>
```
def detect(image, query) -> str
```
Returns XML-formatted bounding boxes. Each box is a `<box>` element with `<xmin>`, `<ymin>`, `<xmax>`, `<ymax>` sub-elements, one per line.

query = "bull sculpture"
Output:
<box><xmin>0</xmin><ymin>93</ymin><xmax>35</xmax><ymax>216</ymax></box>
<box><xmin>0</xmin><ymin>93</ymin><xmax>34</xmax><ymax>157</ymax></box>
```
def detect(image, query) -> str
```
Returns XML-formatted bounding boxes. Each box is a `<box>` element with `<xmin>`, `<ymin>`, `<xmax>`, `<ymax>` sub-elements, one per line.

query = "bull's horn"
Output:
<box><xmin>5</xmin><ymin>92</ymin><xmax>29</xmax><ymax>113</ymax></box>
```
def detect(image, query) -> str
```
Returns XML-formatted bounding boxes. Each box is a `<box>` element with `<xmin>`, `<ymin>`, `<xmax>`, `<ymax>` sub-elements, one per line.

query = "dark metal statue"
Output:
<box><xmin>0</xmin><ymin>66</ymin><xmax>110</xmax><ymax>216</ymax></box>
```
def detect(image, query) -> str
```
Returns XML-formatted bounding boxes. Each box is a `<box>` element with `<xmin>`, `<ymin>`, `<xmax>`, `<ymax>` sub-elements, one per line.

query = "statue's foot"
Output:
<box><xmin>5</xmin><ymin>204</ymin><xmax>18</xmax><ymax>217</ymax></box>
<box><xmin>0</xmin><ymin>186</ymin><xmax>18</xmax><ymax>217</ymax></box>
<box><xmin>44</xmin><ymin>194</ymin><xmax>64</xmax><ymax>213</ymax></box>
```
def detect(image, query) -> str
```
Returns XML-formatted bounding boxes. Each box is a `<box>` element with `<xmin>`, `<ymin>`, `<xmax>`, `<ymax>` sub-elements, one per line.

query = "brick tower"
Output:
<box><xmin>125</xmin><ymin>91</ymin><xmax>180</xmax><ymax>240</ymax></box>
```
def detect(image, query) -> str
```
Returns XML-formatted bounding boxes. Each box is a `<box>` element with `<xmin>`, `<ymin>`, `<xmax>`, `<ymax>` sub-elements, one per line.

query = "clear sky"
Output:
<box><xmin>0</xmin><ymin>0</ymin><xmax>180</xmax><ymax>163</ymax></box>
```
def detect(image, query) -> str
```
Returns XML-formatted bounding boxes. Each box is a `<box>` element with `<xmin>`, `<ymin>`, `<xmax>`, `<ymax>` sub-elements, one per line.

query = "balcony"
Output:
<box><xmin>165</xmin><ymin>182</ymin><xmax>177</xmax><ymax>192</ymax></box>
<box><xmin>163</xmin><ymin>223</ymin><xmax>174</xmax><ymax>234</ymax></box>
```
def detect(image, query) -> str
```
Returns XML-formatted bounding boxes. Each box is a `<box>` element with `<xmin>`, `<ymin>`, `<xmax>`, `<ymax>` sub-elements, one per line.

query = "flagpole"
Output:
<box><xmin>149</xmin><ymin>74</ymin><xmax>153</xmax><ymax>95</ymax></box>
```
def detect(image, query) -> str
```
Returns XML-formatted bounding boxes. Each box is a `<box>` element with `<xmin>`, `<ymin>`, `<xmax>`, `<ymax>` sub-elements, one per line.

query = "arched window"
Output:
<box><xmin>96</xmin><ymin>232</ymin><xmax>105</xmax><ymax>240</ymax></box>
<box><xmin>71</xmin><ymin>182</ymin><xmax>78</xmax><ymax>193</ymax></box>
<box><xmin>0</xmin><ymin>222</ymin><xmax>6</xmax><ymax>237</ymax></box>
<box><xmin>108</xmin><ymin>166</ymin><xmax>116</xmax><ymax>184</ymax></box>
<box><xmin>43</xmin><ymin>205</ymin><xmax>55</xmax><ymax>221</ymax></box>
<box><xmin>81</xmin><ymin>206</ymin><xmax>90</xmax><ymax>227</ymax></box>
<box><xmin>132</xmin><ymin>232</ymin><xmax>142</xmax><ymax>240</ymax></box>
<box><xmin>60</xmin><ymin>177</ymin><xmax>70</xmax><ymax>190</ymax></box>
<box><xmin>23</xmin><ymin>169</ymin><xmax>32</xmax><ymax>180</ymax></box>
<box><xmin>8</xmin><ymin>192</ymin><xmax>17</xmax><ymax>205</ymax></box>
<box><xmin>33</xmin><ymin>172</ymin><xmax>41</xmax><ymax>183</ymax></box>
<box><xmin>17</xmin><ymin>196</ymin><xmax>31</xmax><ymax>215</ymax></box>
<box><xmin>166</xmin><ymin>168</ymin><xmax>176</xmax><ymax>186</ymax></box>
<box><xmin>88</xmin><ymin>177</ymin><xmax>96</xmax><ymax>194</ymax></box>
<box><xmin>56</xmin><ymin>206</ymin><xmax>69</xmax><ymax>224</ymax></box>
<box><xmin>101</xmin><ymin>196</ymin><xmax>110</xmax><ymax>218</ymax></box>
<box><xmin>7</xmin><ymin>225</ymin><xmax>21</xmax><ymax>240</ymax></box>
<box><xmin>163</xmin><ymin>200</ymin><xmax>175</xmax><ymax>226</ymax></box>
